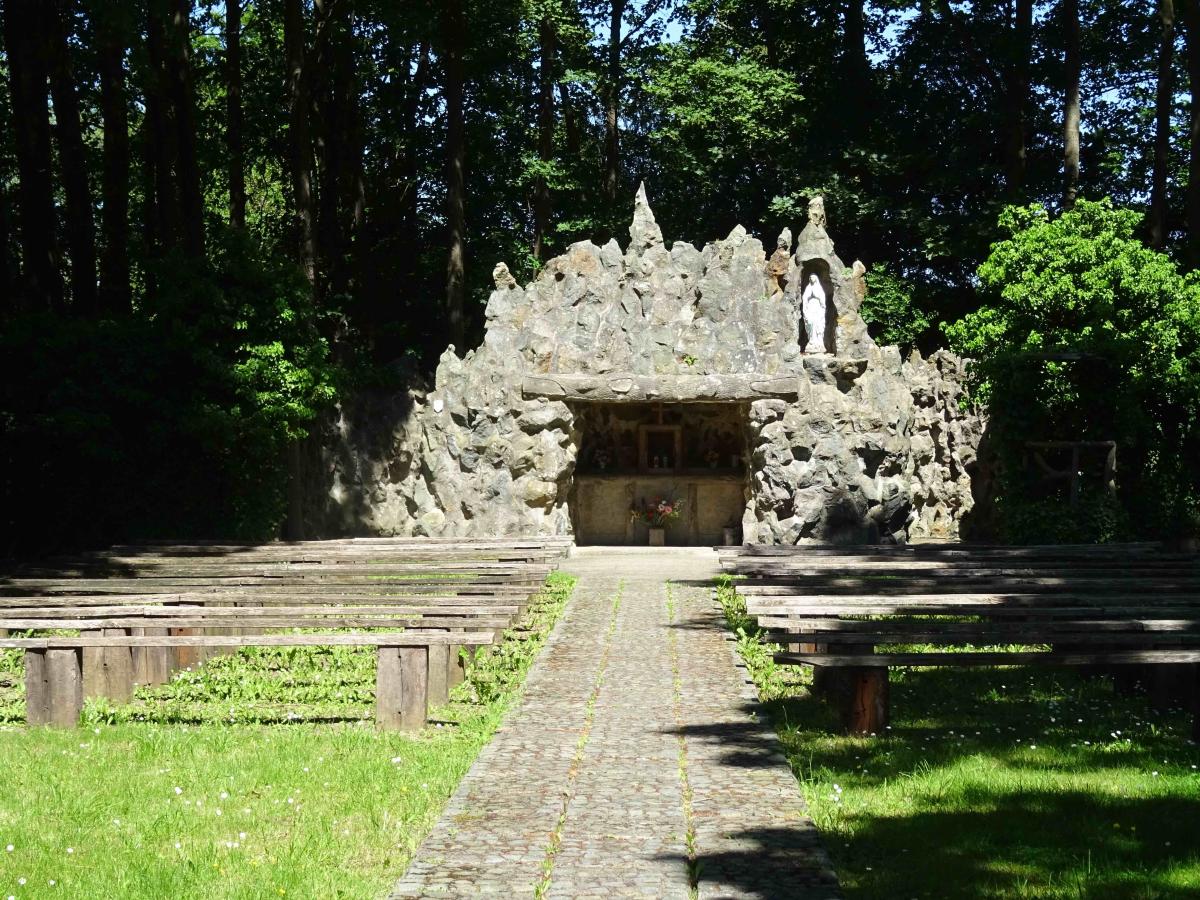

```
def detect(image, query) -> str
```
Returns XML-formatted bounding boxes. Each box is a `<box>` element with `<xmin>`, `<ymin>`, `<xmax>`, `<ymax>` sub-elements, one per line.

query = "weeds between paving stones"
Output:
<box><xmin>533</xmin><ymin>580</ymin><xmax>623</xmax><ymax>899</ymax></box>
<box><xmin>665</xmin><ymin>581</ymin><xmax>700</xmax><ymax>898</ymax></box>
<box><xmin>714</xmin><ymin>576</ymin><xmax>1200</xmax><ymax>899</ymax></box>
<box><xmin>0</xmin><ymin>574</ymin><xmax>575</xmax><ymax>899</ymax></box>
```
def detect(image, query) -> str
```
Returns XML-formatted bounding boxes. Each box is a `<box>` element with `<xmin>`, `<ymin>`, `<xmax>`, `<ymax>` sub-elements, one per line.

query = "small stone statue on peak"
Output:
<box><xmin>492</xmin><ymin>261</ymin><xmax>517</xmax><ymax>290</ymax></box>
<box><xmin>801</xmin><ymin>272</ymin><xmax>827</xmax><ymax>354</ymax></box>
<box><xmin>766</xmin><ymin>228</ymin><xmax>792</xmax><ymax>299</ymax></box>
<box><xmin>807</xmin><ymin>195</ymin><xmax>827</xmax><ymax>230</ymax></box>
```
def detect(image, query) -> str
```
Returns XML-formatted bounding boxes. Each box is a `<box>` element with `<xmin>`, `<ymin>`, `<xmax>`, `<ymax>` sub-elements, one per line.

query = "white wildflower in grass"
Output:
<box><xmin>65</xmin><ymin>848</ymin><xmax>73</xmax><ymax>855</ymax></box>
<box><xmin>220</xmin><ymin>792</ymin><xmax>228</xmax><ymax>800</ymax></box>
<box><xmin>17</xmin><ymin>878</ymin><xmax>25</xmax><ymax>885</ymax></box>
<box><xmin>5</xmin><ymin>845</ymin><xmax>12</xmax><ymax>852</ymax></box>
<box><xmin>216</xmin><ymin>809</ymin><xmax>223</xmax><ymax>816</ymax></box>
<box><xmin>175</xmin><ymin>842</ymin><xmax>181</xmax><ymax>849</ymax></box>
<box><xmin>239</xmin><ymin>832</ymin><xmax>247</xmax><ymax>840</ymax></box>
<box><xmin>174</xmin><ymin>787</ymin><xmax>183</xmax><ymax>795</ymax></box>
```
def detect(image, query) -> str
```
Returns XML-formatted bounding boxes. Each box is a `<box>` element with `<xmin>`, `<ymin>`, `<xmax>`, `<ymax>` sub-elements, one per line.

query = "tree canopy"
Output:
<box><xmin>2</xmin><ymin>0</ymin><xmax>1199</xmax><ymax>548</ymax></box>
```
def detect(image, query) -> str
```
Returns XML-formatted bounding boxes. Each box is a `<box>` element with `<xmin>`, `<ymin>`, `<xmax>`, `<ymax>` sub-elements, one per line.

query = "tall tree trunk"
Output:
<box><xmin>3</xmin><ymin>0</ymin><xmax>63</xmax><ymax>309</ymax></box>
<box><xmin>560</xmin><ymin>81</ymin><xmax>580</xmax><ymax>157</ymax></box>
<box><xmin>1003</xmin><ymin>0</ymin><xmax>1034</xmax><ymax>196</ymax></box>
<box><xmin>533</xmin><ymin>11</ymin><xmax>557</xmax><ymax>261</ymax></box>
<box><xmin>843</xmin><ymin>0</ymin><xmax>871</xmax><ymax>132</ymax></box>
<box><xmin>399</xmin><ymin>42</ymin><xmax>430</xmax><ymax>286</ymax></box>
<box><xmin>443</xmin><ymin>0</ymin><xmax>467</xmax><ymax>350</ymax></box>
<box><xmin>339</xmin><ymin>11</ymin><xmax>366</xmax><ymax>295</ymax></box>
<box><xmin>602</xmin><ymin>0</ymin><xmax>626</xmax><ymax>206</ymax></box>
<box><xmin>313</xmin><ymin>0</ymin><xmax>342</xmax><ymax>298</ymax></box>
<box><xmin>226</xmin><ymin>0</ymin><xmax>246</xmax><ymax>229</ymax></box>
<box><xmin>1180</xmin><ymin>0</ymin><xmax>1200</xmax><ymax>265</ymax></box>
<box><xmin>284</xmin><ymin>0</ymin><xmax>318</xmax><ymax>289</ymax></box>
<box><xmin>0</xmin><ymin>187</ymin><xmax>13</xmax><ymax>308</ymax></box>
<box><xmin>164</xmin><ymin>0</ymin><xmax>204</xmax><ymax>258</ymax></box>
<box><xmin>139</xmin><ymin>95</ymin><xmax>161</xmax><ymax>291</ymax></box>
<box><xmin>1062</xmin><ymin>0</ymin><xmax>1081</xmax><ymax>209</ymax></box>
<box><xmin>1150</xmin><ymin>0</ymin><xmax>1176</xmax><ymax>249</ymax></box>
<box><xmin>145</xmin><ymin>1</ymin><xmax>182</xmax><ymax>254</ymax></box>
<box><xmin>282</xmin><ymin>0</ymin><xmax>318</xmax><ymax>542</ymax></box>
<box><xmin>46</xmin><ymin>0</ymin><xmax>98</xmax><ymax>313</ymax></box>
<box><xmin>97</xmin><ymin>5</ymin><xmax>131</xmax><ymax>313</ymax></box>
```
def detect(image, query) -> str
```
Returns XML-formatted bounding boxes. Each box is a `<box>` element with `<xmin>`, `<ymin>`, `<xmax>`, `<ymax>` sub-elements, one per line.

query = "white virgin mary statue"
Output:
<box><xmin>801</xmin><ymin>273</ymin><xmax>827</xmax><ymax>354</ymax></box>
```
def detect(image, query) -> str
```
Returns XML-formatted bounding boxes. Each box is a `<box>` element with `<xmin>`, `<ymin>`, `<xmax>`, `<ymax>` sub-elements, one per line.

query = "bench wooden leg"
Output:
<box><xmin>1191</xmin><ymin>664</ymin><xmax>1200</xmax><ymax>744</ymax></box>
<box><xmin>1149</xmin><ymin>664</ymin><xmax>1192</xmax><ymax>712</ymax></box>
<box><xmin>83</xmin><ymin>629</ymin><xmax>134</xmax><ymax>703</ymax></box>
<box><xmin>427</xmin><ymin>641</ymin><xmax>450</xmax><ymax>707</ymax></box>
<box><xmin>376</xmin><ymin>646</ymin><xmax>428</xmax><ymax>731</ymax></box>
<box><xmin>797</xmin><ymin>643</ymin><xmax>829</xmax><ymax>697</ymax></box>
<box><xmin>132</xmin><ymin>628</ymin><xmax>170</xmax><ymax>687</ymax></box>
<box><xmin>447</xmin><ymin>643</ymin><xmax>466</xmax><ymax>690</ymax></box>
<box><xmin>840</xmin><ymin>666</ymin><xmax>889</xmax><ymax>736</ymax></box>
<box><xmin>25</xmin><ymin>648</ymin><xmax>83</xmax><ymax>727</ymax></box>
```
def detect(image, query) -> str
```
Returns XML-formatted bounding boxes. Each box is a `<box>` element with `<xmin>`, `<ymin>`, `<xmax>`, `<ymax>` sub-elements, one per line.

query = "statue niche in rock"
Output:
<box><xmin>800</xmin><ymin>272</ymin><xmax>828</xmax><ymax>354</ymax></box>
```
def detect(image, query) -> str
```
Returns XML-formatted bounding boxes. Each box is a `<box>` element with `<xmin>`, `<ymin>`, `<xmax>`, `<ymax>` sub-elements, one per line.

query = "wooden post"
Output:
<box><xmin>1150</xmin><ymin>663</ymin><xmax>1193</xmax><ymax>712</ymax></box>
<box><xmin>25</xmin><ymin>648</ymin><xmax>83</xmax><ymax>727</ymax></box>
<box><xmin>841</xmin><ymin>665</ymin><xmax>889</xmax><ymax>735</ymax></box>
<box><xmin>1192</xmin><ymin>664</ymin><xmax>1199</xmax><ymax>744</ymax></box>
<box><xmin>821</xmin><ymin>643</ymin><xmax>889</xmax><ymax>735</ymax></box>
<box><xmin>375</xmin><ymin>645</ymin><xmax>428</xmax><ymax>731</ymax></box>
<box><xmin>132</xmin><ymin>627</ymin><xmax>171</xmax><ymax>687</ymax></box>
<box><xmin>427</xmin><ymin>640</ymin><xmax>450</xmax><ymax>707</ymax></box>
<box><xmin>447</xmin><ymin>637</ymin><xmax>466</xmax><ymax>689</ymax></box>
<box><xmin>83</xmin><ymin>628</ymin><xmax>134</xmax><ymax>703</ymax></box>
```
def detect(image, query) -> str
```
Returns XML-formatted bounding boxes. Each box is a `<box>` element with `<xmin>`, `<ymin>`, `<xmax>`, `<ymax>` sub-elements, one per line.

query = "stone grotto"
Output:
<box><xmin>310</xmin><ymin>187</ymin><xmax>985</xmax><ymax>545</ymax></box>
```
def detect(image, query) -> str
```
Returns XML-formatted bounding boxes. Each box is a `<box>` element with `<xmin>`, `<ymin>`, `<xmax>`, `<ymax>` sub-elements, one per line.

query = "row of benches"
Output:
<box><xmin>2</xmin><ymin>536</ymin><xmax>572</xmax><ymax>729</ymax></box>
<box><xmin>720</xmin><ymin>542</ymin><xmax>1200</xmax><ymax>737</ymax></box>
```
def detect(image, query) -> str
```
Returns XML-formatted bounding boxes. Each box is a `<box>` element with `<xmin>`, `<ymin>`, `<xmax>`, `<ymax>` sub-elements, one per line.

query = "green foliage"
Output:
<box><xmin>860</xmin><ymin>265</ymin><xmax>934</xmax><ymax>350</ymax></box>
<box><xmin>993</xmin><ymin>491</ymin><xmax>1132</xmax><ymax>545</ymax></box>
<box><xmin>716</xmin><ymin>577</ymin><xmax>1200</xmax><ymax>898</ymax></box>
<box><xmin>944</xmin><ymin>199</ymin><xmax>1200</xmax><ymax>540</ymax></box>
<box><xmin>0</xmin><ymin>575</ymin><xmax>576</xmax><ymax>898</ymax></box>
<box><xmin>0</xmin><ymin>229</ymin><xmax>337</xmax><ymax>549</ymax></box>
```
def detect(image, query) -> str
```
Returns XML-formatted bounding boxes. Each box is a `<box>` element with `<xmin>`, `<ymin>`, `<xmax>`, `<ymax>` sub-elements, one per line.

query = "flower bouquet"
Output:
<box><xmin>630</xmin><ymin>496</ymin><xmax>684</xmax><ymax>545</ymax></box>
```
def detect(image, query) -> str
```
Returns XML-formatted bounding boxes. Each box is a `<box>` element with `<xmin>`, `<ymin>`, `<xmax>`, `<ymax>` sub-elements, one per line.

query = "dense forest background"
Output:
<box><xmin>2</xmin><ymin>0</ymin><xmax>1199</xmax><ymax>551</ymax></box>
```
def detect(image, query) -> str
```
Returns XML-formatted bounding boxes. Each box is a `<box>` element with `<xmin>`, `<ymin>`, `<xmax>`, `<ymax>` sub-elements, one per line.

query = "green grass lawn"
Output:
<box><xmin>716</xmin><ymin>579</ymin><xmax>1200</xmax><ymax>899</ymax></box>
<box><xmin>0</xmin><ymin>572</ymin><xmax>575</xmax><ymax>899</ymax></box>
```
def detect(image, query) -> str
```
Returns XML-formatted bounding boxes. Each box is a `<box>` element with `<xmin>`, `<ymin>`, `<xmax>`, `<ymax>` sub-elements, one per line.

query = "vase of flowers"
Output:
<box><xmin>630</xmin><ymin>496</ymin><xmax>684</xmax><ymax>546</ymax></box>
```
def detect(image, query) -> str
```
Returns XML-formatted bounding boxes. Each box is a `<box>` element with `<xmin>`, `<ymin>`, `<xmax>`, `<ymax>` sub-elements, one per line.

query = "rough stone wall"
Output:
<box><xmin>311</xmin><ymin>187</ymin><xmax>983</xmax><ymax>543</ymax></box>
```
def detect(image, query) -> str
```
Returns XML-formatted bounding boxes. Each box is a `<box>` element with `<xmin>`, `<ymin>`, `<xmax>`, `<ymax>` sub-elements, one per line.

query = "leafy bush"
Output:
<box><xmin>860</xmin><ymin>264</ymin><xmax>934</xmax><ymax>349</ymax></box>
<box><xmin>0</xmin><ymin>228</ymin><xmax>337</xmax><ymax>552</ymax></box>
<box><xmin>944</xmin><ymin>199</ymin><xmax>1200</xmax><ymax>541</ymax></box>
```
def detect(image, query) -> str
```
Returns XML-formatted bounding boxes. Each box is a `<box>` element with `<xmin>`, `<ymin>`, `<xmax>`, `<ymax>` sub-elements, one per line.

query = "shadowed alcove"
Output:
<box><xmin>569</xmin><ymin>402</ymin><xmax>751</xmax><ymax>545</ymax></box>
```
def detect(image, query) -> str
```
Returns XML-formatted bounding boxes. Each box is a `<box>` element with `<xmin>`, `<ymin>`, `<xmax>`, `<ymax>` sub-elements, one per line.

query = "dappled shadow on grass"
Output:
<box><xmin>827</xmin><ymin>790</ymin><xmax>1200</xmax><ymax>899</ymax></box>
<box><xmin>766</xmin><ymin>666</ymin><xmax>1200</xmax><ymax>898</ymax></box>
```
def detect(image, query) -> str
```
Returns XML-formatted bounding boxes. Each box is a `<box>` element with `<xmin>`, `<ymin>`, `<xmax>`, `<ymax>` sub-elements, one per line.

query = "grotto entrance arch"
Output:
<box><xmin>521</xmin><ymin>373</ymin><xmax>802</xmax><ymax>546</ymax></box>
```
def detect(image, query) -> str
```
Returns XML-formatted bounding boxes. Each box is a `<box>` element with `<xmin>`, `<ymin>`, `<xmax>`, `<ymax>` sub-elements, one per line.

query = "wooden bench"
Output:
<box><xmin>723</xmin><ymin>544</ymin><xmax>1200</xmax><ymax>738</ymax></box>
<box><xmin>7</xmin><ymin>630</ymin><xmax>492</xmax><ymax>730</ymax></box>
<box><xmin>0</xmin><ymin>537</ymin><xmax>570</xmax><ymax>729</ymax></box>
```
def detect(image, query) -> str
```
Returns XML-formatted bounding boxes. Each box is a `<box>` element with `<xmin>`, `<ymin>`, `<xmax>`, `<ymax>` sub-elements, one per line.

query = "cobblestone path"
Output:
<box><xmin>390</xmin><ymin>549</ymin><xmax>839</xmax><ymax>899</ymax></box>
